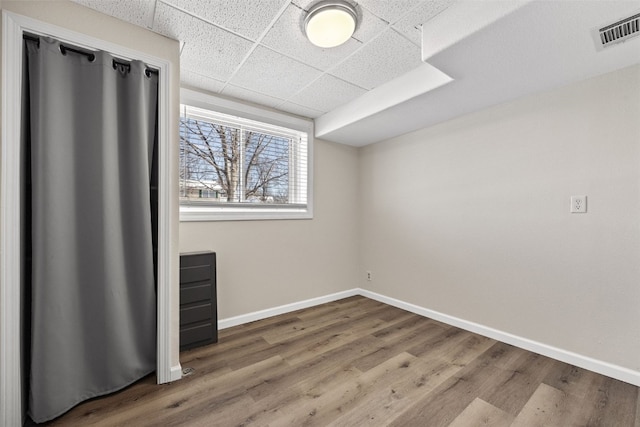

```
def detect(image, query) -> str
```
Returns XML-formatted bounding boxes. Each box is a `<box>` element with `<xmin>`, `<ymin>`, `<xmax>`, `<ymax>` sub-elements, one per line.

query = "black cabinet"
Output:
<box><xmin>179</xmin><ymin>251</ymin><xmax>217</xmax><ymax>351</ymax></box>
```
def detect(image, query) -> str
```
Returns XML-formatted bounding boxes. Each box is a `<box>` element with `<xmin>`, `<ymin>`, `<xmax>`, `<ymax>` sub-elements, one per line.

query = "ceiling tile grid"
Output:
<box><xmin>161</xmin><ymin>0</ymin><xmax>290</xmax><ymax>40</ymax></box>
<box><xmin>349</xmin><ymin>5</ymin><xmax>396</xmax><ymax>44</ymax></box>
<box><xmin>221</xmin><ymin>84</ymin><xmax>286</xmax><ymax>109</ymax></box>
<box><xmin>277</xmin><ymin>101</ymin><xmax>325</xmax><ymax>118</ymax></box>
<box><xmin>72</xmin><ymin>0</ymin><xmax>156</xmax><ymax>29</ymax></box>
<box><xmin>329</xmin><ymin>28</ymin><xmax>423</xmax><ymax>90</ymax></box>
<box><xmin>357</xmin><ymin>0</ymin><xmax>424</xmax><ymax>25</ymax></box>
<box><xmin>228</xmin><ymin>45</ymin><xmax>323</xmax><ymax>99</ymax></box>
<box><xmin>181</xmin><ymin>70</ymin><xmax>227</xmax><ymax>94</ymax></box>
<box><xmin>392</xmin><ymin>0</ymin><xmax>456</xmax><ymax>46</ymax></box>
<box><xmin>289</xmin><ymin>74</ymin><xmax>368</xmax><ymax>112</ymax></box>
<box><xmin>153</xmin><ymin>2</ymin><xmax>255</xmax><ymax>81</ymax></box>
<box><xmin>72</xmin><ymin>0</ymin><xmax>448</xmax><ymax>118</ymax></box>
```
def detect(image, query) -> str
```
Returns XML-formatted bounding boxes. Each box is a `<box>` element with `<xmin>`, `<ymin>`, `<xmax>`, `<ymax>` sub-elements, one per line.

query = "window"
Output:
<box><xmin>179</xmin><ymin>89</ymin><xmax>313</xmax><ymax>221</ymax></box>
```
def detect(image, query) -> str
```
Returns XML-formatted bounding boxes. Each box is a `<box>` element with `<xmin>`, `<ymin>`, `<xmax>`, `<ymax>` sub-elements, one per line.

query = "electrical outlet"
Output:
<box><xmin>366</xmin><ymin>271</ymin><xmax>372</xmax><ymax>281</ymax></box>
<box><xmin>570</xmin><ymin>195</ymin><xmax>587</xmax><ymax>213</ymax></box>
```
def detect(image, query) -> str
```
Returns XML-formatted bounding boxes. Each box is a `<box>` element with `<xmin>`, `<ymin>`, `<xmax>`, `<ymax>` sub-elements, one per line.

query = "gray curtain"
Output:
<box><xmin>24</xmin><ymin>37</ymin><xmax>158</xmax><ymax>423</ymax></box>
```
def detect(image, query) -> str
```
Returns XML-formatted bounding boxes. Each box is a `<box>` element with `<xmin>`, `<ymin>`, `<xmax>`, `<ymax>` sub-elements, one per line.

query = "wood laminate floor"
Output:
<box><xmin>43</xmin><ymin>296</ymin><xmax>639</xmax><ymax>426</ymax></box>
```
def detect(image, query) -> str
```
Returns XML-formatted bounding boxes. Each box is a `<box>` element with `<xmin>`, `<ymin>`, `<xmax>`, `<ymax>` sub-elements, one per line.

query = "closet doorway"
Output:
<box><xmin>1</xmin><ymin>11</ymin><xmax>178</xmax><ymax>426</ymax></box>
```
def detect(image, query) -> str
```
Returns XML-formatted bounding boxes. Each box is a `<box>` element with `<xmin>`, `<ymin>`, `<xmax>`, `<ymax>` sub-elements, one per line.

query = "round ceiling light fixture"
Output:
<box><xmin>304</xmin><ymin>1</ymin><xmax>358</xmax><ymax>48</ymax></box>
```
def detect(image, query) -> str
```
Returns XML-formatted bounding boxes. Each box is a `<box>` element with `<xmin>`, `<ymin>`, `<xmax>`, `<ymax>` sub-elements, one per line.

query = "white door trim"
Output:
<box><xmin>0</xmin><ymin>11</ymin><xmax>179</xmax><ymax>426</ymax></box>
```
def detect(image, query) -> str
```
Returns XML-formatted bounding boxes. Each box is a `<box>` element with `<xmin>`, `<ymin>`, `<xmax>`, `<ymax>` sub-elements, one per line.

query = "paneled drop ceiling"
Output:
<box><xmin>73</xmin><ymin>0</ymin><xmax>451</xmax><ymax>117</ymax></box>
<box><xmin>73</xmin><ymin>0</ymin><xmax>640</xmax><ymax>146</ymax></box>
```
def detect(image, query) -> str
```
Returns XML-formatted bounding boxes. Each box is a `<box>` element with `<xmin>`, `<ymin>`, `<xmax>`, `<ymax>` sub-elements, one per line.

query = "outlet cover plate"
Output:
<box><xmin>570</xmin><ymin>195</ymin><xmax>587</xmax><ymax>213</ymax></box>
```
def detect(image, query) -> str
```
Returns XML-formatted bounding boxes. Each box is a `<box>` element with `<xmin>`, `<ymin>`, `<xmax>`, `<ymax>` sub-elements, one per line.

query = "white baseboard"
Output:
<box><xmin>169</xmin><ymin>364</ymin><xmax>183</xmax><ymax>382</ymax></box>
<box><xmin>358</xmin><ymin>288</ymin><xmax>640</xmax><ymax>387</ymax></box>
<box><xmin>218</xmin><ymin>289</ymin><xmax>360</xmax><ymax>330</ymax></box>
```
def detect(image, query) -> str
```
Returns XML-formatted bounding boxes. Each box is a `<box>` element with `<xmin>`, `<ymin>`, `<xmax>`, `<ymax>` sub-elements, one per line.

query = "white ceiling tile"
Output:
<box><xmin>393</xmin><ymin>0</ymin><xmax>454</xmax><ymax>46</ymax></box>
<box><xmin>161</xmin><ymin>0</ymin><xmax>289</xmax><ymax>40</ymax></box>
<box><xmin>72</xmin><ymin>0</ymin><xmax>156</xmax><ymax>28</ymax></box>
<box><xmin>229</xmin><ymin>46</ymin><xmax>323</xmax><ymax>99</ymax></box>
<box><xmin>221</xmin><ymin>85</ymin><xmax>285</xmax><ymax>109</ymax></box>
<box><xmin>261</xmin><ymin>4</ymin><xmax>363</xmax><ymax>71</ymax></box>
<box><xmin>358</xmin><ymin>0</ymin><xmax>424</xmax><ymax>25</ymax></box>
<box><xmin>351</xmin><ymin>5</ymin><xmax>392</xmax><ymax>44</ymax></box>
<box><xmin>330</xmin><ymin>29</ymin><xmax>422</xmax><ymax>90</ymax></box>
<box><xmin>290</xmin><ymin>75</ymin><xmax>367</xmax><ymax>112</ymax></box>
<box><xmin>291</xmin><ymin>0</ymin><xmax>318</xmax><ymax>10</ymax></box>
<box><xmin>277</xmin><ymin>102</ymin><xmax>324</xmax><ymax>119</ymax></box>
<box><xmin>181</xmin><ymin>70</ymin><xmax>226</xmax><ymax>93</ymax></box>
<box><xmin>153</xmin><ymin>2</ymin><xmax>255</xmax><ymax>81</ymax></box>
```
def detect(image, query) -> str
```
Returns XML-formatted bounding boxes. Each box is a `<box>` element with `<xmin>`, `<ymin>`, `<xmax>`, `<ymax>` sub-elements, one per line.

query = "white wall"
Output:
<box><xmin>180</xmin><ymin>138</ymin><xmax>360</xmax><ymax>319</ymax></box>
<box><xmin>359</xmin><ymin>64</ymin><xmax>640</xmax><ymax>373</ymax></box>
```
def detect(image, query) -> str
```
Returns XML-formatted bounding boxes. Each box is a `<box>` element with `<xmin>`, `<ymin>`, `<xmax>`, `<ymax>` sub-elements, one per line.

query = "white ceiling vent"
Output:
<box><xmin>592</xmin><ymin>11</ymin><xmax>640</xmax><ymax>51</ymax></box>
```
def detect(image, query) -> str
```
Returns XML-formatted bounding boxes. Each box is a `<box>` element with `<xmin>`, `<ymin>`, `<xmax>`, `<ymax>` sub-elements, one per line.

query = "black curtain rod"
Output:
<box><xmin>23</xmin><ymin>34</ymin><xmax>158</xmax><ymax>76</ymax></box>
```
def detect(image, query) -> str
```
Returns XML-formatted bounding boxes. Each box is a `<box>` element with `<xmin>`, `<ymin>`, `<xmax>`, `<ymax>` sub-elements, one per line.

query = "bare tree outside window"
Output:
<box><xmin>180</xmin><ymin>116</ymin><xmax>292</xmax><ymax>204</ymax></box>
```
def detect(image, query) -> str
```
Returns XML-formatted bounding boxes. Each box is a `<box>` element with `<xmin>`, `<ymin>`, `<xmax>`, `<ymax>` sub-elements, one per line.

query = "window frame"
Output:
<box><xmin>179</xmin><ymin>88</ymin><xmax>314</xmax><ymax>222</ymax></box>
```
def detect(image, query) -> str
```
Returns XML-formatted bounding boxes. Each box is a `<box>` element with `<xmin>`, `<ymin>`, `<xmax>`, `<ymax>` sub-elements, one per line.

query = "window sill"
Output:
<box><xmin>179</xmin><ymin>206</ymin><xmax>313</xmax><ymax>222</ymax></box>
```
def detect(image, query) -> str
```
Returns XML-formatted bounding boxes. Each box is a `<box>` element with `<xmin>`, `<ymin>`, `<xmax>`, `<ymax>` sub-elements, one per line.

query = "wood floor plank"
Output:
<box><xmin>542</xmin><ymin>362</ymin><xmax>599</xmax><ymax>399</ymax></box>
<box><xmin>293</xmin><ymin>296</ymin><xmax>380</xmax><ymax>321</ymax></box>
<box><xmin>388</xmin><ymin>342</ymin><xmax>524</xmax><ymax>427</ymax></box>
<box><xmin>231</xmin><ymin>366</ymin><xmax>362</xmax><ymax>426</ymax></box>
<box><xmin>152</xmin><ymin>393</ymin><xmax>256</xmax><ymax>427</ymax></box>
<box><xmin>513</xmin><ymin>374</ymin><xmax>639</xmax><ymax>427</ymax></box>
<box><xmin>375</xmin><ymin>305</ymin><xmax>415</xmax><ymax>323</ymax></box>
<box><xmin>201</xmin><ymin>336</ymin><xmax>276</xmax><ymax>372</ymax></box>
<box><xmin>267</xmin><ymin>352</ymin><xmax>426</xmax><ymax>426</ymax></box>
<box><xmin>542</xmin><ymin>360</ymin><xmax>639</xmax><ymax>426</ymax></box>
<box><xmin>221</xmin><ymin>334</ymin><xmax>401</xmax><ymax>425</ymax></box>
<box><xmin>260</xmin><ymin>297</ymin><xmax>389</xmax><ymax>345</ymax></box>
<box><xmin>247</xmin><ymin>334</ymin><xmax>379</xmax><ymax>402</ymax></box>
<box><xmin>434</xmin><ymin>333</ymin><xmax>496</xmax><ymax>369</ymax></box>
<box><xmin>217</xmin><ymin>313</ymin><xmax>300</xmax><ymax>342</ymax></box>
<box><xmin>96</xmin><ymin>356</ymin><xmax>287</xmax><ymax>427</ymax></box>
<box><xmin>39</xmin><ymin>297</ymin><xmax>639</xmax><ymax>427</ymax></box>
<box><xmin>351</xmin><ymin>319</ymin><xmax>447</xmax><ymax>372</ymax></box>
<box><xmin>407</xmin><ymin>324</ymin><xmax>476</xmax><ymax>361</ymax></box>
<box><xmin>262</xmin><ymin>302</ymin><xmax>408</xmax><ymax>346</ymax></box>
<box><xmin>480</xmin><ymin>350</ymin><xmax>556</xmax><ymax>416</ymax></box>
<box><xmin>511</xmin><ymin>383</ymin><xmax>570</xmax><ymax>427</ymax></box>
<box><xmin>198</xmin><ymin>335</ymin><xmax>384</xmax><ymax>426</ymax></box>
<box><xmin>224</xmin><ymin>304</ymin><xmax>392</xmax><ymax>371</ymax></box>
<box><xmin>582</xmin><ymin>375</ymin><xmax>639</xmax><ymax>427</ymax></box>
<box><xmin>281</xmin><ymin>305</ymin><xmax>399</xmax><ymax>365</ymax></box>
<box><xmin>372</xmin><ymin>313</ymin><xmax>437</xmax><ymax>342</ymax></box>
<box><xmin>448</xmin><ymin>398</ymin><xmax>513</xmax><ymax>427</ymax></box>
<box><xmin>635</xmin><ymin>389</ymin><xmax>640</xmax><ymax>427</ymax></box>
<box><xmin>327</xmin><ymin>351</ymin><xmax>467</xmax><ymax>426</ymax></box>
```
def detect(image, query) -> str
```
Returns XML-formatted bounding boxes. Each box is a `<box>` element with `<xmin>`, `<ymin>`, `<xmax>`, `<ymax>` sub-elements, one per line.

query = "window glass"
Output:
<box><xmin>179</xmin><ymin>100</ymin><xmax>312</xmax><ymax>221</ymax></box>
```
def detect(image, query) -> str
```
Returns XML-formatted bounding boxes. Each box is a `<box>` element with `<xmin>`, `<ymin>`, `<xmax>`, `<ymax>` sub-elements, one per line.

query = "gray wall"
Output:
<box><xmin>359</xmin><ymin>64</ymin><xmax>640</xmax><ymax>373</ymax></box>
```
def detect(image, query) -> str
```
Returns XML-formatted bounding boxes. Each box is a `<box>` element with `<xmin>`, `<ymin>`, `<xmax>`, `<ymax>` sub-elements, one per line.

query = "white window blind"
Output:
<box><xmin>179</xmin><ymin>98</ymin><xmax>312</xmax><ymax>221</ymax></box>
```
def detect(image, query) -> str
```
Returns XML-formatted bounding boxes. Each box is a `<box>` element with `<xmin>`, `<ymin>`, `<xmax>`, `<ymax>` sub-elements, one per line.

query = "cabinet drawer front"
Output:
<box><xmin>180</xmin><ymin>265</ymin><xmax>211</xmax><ymax>284</ymax></box>
<box><xmin>180</xmin><ymin>284</ymin><xmax>211</xmax><ymax>305</ymax></box>
<box><xmin>180</xmin><ymin>252</ymin><xmax>215</xmax><ymax>268</ymax></box>
<box><xmin>180</xmin><ymin>303</ymin><xmax>212</xmax><ymax>326</ymax></box>
<box><xmin>180</xmin><ymin>323</ymin><xmax>214</xmax><ymax>347</ymax></box>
